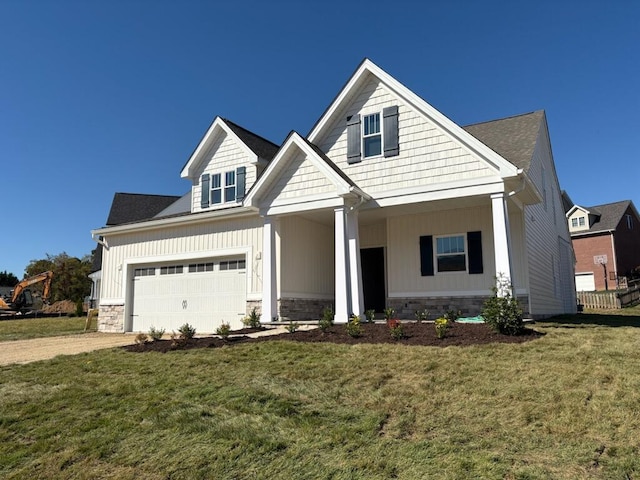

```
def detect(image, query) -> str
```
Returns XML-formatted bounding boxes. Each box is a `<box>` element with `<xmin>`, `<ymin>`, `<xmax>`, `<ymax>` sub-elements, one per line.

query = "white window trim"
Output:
<box><xmin>209</xmin><ymin>170</ymin><xmax>238</xmax><ymax>205</ymax></box>
<box><xmin>434</xmin><ymin>233</ymin><xmax>468</xmax><ymax>274</ymax></box>
<box><xmin>211</xmin><ymin>173</ymin><xmax>222</xmax><ymax>205</ymax></box>
<box><xmin>362</xmin><ymin>111</ymin><xmax>383</xmax><ymax>158</ymax></box>
<box><xmin>224</xmin><ymin>170</ymin><xmax>237</xmax><ymax>203</ymax></box>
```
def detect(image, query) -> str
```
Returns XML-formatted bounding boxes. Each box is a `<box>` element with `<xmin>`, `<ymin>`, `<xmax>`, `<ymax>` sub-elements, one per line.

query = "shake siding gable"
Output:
<box><xmin>317</xmin><ymin>76</ymin><xmax>496</xmax><ymax>196</ymax></box>
<box><xmin>192</xmin><ymin>132</ymin><xmax>257</xmax><ymax>213</ymax></box>
<box><xmin>262</xmin><ymin>149</ymin><xmax>336</xmax><ymax>205</ymax></box>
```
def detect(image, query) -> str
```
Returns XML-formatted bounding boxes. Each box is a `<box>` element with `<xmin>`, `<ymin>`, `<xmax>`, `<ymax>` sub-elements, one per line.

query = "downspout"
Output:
<box><xmin>91</xmin><ymin>232</ymin><xmax>108</xmax><ymax>250</ymax></box>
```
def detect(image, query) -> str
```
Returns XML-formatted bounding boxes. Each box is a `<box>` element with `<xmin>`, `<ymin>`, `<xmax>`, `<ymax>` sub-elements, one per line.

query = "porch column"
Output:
<box><xmin>261</xmin><ymin>216</ymin><xmax>277</xmax><ymax>323</ymax></box>
<box><xmin>346</xmin><ymin>209</ymin><xmax>364</xmax><ymax>317</ymax></box>
<box><xmin>334</xmin><ymin>206</ymin><xmax>351</xmax><ymax>323</ymax></box>
<box><xmin>491</xmin><ymin>192</ymin><xmax>514</xmax><ymax>296</ymax></box>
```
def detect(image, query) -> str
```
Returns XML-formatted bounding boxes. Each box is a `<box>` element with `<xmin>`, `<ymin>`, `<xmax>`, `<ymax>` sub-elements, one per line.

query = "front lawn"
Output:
<box><xmin>0</xmin><ymin>315</ymin><xmax>96</xmax><ymax>342</ymax></box>
<box><xmin>1</xmin><ymin>311</ymin><xmax>639</xmax><ymax>479</ymax></box>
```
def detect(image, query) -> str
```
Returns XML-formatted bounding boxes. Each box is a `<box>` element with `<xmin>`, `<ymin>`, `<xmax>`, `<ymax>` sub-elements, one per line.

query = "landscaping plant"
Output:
<box><xmin>414</xmin><ymin>309</ymin><xmax>429</xmax><ymax>323</ymax></box>
<box><xmin>319</xmin><ymin>306</ymin><xmax>334</xmax><ymax>332</ymax></box>
<box><xmin>388</xmin><ymin>319</ymin><xmax>405</xmax><ymax>339</ymax></box>
<box><xmin>365</xmin><ymin>309</ymin><xmax>376</xmax><ymax>323</ymax></box>
<box><xmin>383</xmin><ymin>307</ymin><xmax>395</xmax><ymax>322</ymax></box>
<box><xmin>285</xmin><ymin>321</ymin><xmax>299</xmax><ymax>333</ymax></box>
<box><xmin>345</xmin><ymin>314</ymin><xmax>363</xmax><ymax>337</ymax></box>
<box><xmin>242</xmin><ymin>307</ymin><xmax>262</xmax><ymax>329</ymax></box>
<box><xmin>434</xmin><ymin>317</ymin><xmax>449</xmax><ymax>339</ymax></box>
<box><xmin>178</xmin><ymin>323</ymin><xmax>196</xmax><ymax>341</ymax></box>
<box><xmin>147</xmin><ymin>326</ymin><xmax>165</xmax><ymax>341</ymax></box>
<box><xmin>216</xmin><ymin>322</ymin><xmax>231</xmax><ymax>340</ymax></box>
<box><xmin>481</xmin><ymin>275</ymin><xmax>524</xmax><ymax>335</ymax></box>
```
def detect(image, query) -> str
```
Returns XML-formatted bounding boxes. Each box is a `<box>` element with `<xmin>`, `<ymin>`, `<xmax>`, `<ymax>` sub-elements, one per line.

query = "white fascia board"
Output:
<box><xmin>261</xmin><ymin>197</ymin><xmax>346</xmax><ymax>217</ymax></box>
<box><xmin>565</xmin><ymin>205</ymin><xmax>589</xmax><ymax>218</ymax></box>
<box><xmin>245</xmin><ymin>132</ymin><xmax>358</xmax><ymax>207</ymax></box>
<box><xmin>366</xmin><ymin>177</ymin><xmax>506</xmax><ymax>208</ymax></box>
<box><xmin>91</xmin><ymin>206</ymin><xmax>257</xmax><ymax>237</ymax></box>
<box><xmin>308</xmin><ymin>59</ymin><xmax>520</xmax><ymax>179</ymax></box>
<box><xmin>180</xmin><ymin>118</ymin><xmax>258</xmax><ymax>179</ymax></box>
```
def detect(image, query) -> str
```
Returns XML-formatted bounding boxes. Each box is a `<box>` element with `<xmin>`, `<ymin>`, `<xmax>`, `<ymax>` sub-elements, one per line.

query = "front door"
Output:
<box><xmin>360</xmin><ymin>247</ymin><xmax>386</xmax><ymax>312</ymax></box>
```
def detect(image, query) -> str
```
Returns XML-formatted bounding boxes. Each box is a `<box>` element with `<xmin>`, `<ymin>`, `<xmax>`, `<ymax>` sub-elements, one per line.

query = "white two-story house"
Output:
<box><xmin>92</xmin><ymin>59</ymin><xmax>576</xmax><ymax>333</ymax></box>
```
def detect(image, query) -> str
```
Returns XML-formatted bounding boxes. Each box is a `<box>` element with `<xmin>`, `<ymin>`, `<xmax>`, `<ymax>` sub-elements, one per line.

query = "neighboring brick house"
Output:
<box><xmin>567</xmin><ymin>199</ymin><xmax>640</xmax><ymax>291</ymax></box>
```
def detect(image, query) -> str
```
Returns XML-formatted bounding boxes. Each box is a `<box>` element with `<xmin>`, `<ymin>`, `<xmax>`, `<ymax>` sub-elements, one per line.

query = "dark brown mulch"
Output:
<box><xmin>122</xmin><ymin>322</ymin><xmax>543</xmax><ymax>353</ymax></box>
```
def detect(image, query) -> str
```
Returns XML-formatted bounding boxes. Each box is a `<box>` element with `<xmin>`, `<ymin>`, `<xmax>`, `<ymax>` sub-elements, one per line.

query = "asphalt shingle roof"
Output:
<box><xmin>578</xmin><ymin>200</ymin><xmax>633</xmax><ymax>234</ymax></box>
<box><xmin>463</xmin><ymin>110</ymin><xmax>545</xmax><ymax>173</ymax></box>
<box><xmin>224</xmin><ymin>119</ymin><xmax>280</xmax><ymax>162</ymax></box>
<box><xmin>106</xmin><ymin>193</ymin><xmax>182</xmax><ymax>226</ymax></box>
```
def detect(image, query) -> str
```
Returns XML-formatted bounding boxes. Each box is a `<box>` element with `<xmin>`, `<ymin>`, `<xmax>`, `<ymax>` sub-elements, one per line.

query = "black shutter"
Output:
<box><xmin>383</xmin><ymin>106</ymin><xmax>399</xmax><ymax>157</ymax></box>
<box><xmin>236</xmin><ymin>166</ymin><xmax>246</xmax><ymax>201</ymax></box>
<box><xmin>419</xmin><ymin>235</ymin><xmax>434</xmax><ymax>276</ymax></box>
<box><xmin>346</xmin><ymin>114</ymin><xmax>361</xmax><ymax>163</ymax></box>
<box><xmin>200</xmin><ymin>174</ymin><xmax>210</xmax><ymax>208</ymax></box>
<box><xmin>467</xmin><ymin>231</ymin><xmax>484</xmax><ymax>274</ymax></box>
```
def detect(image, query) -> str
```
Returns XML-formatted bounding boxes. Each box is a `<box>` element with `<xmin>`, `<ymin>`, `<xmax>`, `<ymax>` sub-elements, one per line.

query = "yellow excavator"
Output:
<box><xmin>0</xmin><ymin>271</ymin><xmax>54</xmax><ymax>314</ymax></box>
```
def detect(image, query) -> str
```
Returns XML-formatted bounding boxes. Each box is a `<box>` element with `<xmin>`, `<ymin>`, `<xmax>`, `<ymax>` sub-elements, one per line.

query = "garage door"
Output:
<box><xmin>575</xmin><ymin>272</ymin><xmax>595</xmax><ymax>292</ymax></box>
<box><xmin>130</xmin><ymin>258</ymin><xmax>247</xmax><ymax>333</ymax></box>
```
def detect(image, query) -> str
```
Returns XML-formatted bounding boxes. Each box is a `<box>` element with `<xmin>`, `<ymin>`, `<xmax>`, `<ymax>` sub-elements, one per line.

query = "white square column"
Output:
<box><xmin>491</xmin><ymin>192</ymin><xmax>514</xmax><ymax>296</ymax></box>
<box><xmin>261</xmin><ymin>216</ymin><xmax>278</xmax><ymax>323</ymax></box>
<box><xmin>346</xmin><ymin>209</ymin><xmax>364</xmax><ymax>317</ymax></box>
<box><xmin>334</xmin><ymin>207</ymin><xmax>351</xmax><ymax>323</ymax></box>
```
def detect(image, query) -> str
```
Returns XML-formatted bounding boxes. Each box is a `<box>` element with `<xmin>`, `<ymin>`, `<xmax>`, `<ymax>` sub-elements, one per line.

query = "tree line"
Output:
<box><xmin>0</xmin><ymin>252</ymin><xmax>93</xmax><ymax>303</ymax></box>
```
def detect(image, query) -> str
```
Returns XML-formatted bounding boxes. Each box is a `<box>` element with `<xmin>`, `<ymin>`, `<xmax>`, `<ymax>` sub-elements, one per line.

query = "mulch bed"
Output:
<box><xmin>122</xmin><ymin>322</ymin><xmax>543</xmax><ymax>354</ymax></box>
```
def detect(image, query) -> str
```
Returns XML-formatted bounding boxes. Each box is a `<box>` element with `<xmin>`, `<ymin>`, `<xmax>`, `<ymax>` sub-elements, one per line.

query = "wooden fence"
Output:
<box><xmin>577</xmin><ymin>285</ymin><xmax>640</xmax><ymax>310</ymax></box>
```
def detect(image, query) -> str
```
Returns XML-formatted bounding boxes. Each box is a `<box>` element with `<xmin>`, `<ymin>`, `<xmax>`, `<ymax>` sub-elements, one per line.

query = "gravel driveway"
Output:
<box><xmin>0</xmin><ymin>333</ymin><xmax>136</xmax><ymax>366</ymax></box>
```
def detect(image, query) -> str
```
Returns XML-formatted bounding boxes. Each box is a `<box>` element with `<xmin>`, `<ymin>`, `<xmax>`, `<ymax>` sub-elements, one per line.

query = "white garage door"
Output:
<box><xmin>575</xmin><ymin>272</ymin><xmax>595</xmax><ymax>292</ymax></box>
<box><xmin>130</xmin><ymin>258</ymin><xmax>247</xmax><ymax>333</ymax></box>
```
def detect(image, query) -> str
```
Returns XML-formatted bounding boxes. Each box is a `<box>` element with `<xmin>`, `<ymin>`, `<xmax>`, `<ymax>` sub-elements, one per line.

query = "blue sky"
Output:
<box><xmin>1</xmin><ymin>0</ymin><xmax>638</xmax><ymax>277</ymax></box>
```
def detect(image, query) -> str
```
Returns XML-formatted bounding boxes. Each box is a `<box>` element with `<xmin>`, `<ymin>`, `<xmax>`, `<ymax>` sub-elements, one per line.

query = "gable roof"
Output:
<box><xmin>244</xmin><ymin>131</ymin><xmax>368</xmax><ymax>209</ymax></box>
<box><xmin>308</xmin><ymin>58</ymin><xmax>521</xmax><ymax>178</ymax></box>
<box><xmin>180</xmin><ymin>117</ymin><xmax>279</xmax><ymax>179</ymax></box>
<box><xmin>106</xmin><ymin>193</ymin><xmax>182</xmax><ymax>226</ymax></box>
<box><xmin>571</xmin><ymin>200</ymin><xmax>635</xmax><ymax>235</ymax></box>
<box><xmin>462</xmin><ymin>110</ymin><xmax>545</xmax><ymax>174</ymax></box>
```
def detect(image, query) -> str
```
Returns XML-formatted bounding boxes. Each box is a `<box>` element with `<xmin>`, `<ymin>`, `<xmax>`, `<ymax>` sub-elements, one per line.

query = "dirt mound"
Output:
<box><xmin>42</xmin><ymin>300</ymin><xmax>76</xmax><ymax>314</ymax></box>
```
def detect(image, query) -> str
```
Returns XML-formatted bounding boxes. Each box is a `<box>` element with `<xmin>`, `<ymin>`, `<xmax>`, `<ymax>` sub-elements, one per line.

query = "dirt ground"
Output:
<box><xmin>0</xmin><ymin>333</ymin><xmax>136</xmax><ymax>366</ymax></box>
<box><xmin>123</xmin><ymin>322</ymin><xmax>543</xmax><ymax>353</ymax></box>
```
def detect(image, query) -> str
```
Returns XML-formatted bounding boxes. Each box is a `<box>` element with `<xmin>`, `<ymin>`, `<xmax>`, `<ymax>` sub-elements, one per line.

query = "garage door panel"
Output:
<box><xmin>131</xmin><ymin>262</ymin><xmax>246</xmax><ymax>333</ymax></box>
<box><xmin>575</xmin><ymin>273</ymin><xmax>595</xmax><ymax>292</ymax></box>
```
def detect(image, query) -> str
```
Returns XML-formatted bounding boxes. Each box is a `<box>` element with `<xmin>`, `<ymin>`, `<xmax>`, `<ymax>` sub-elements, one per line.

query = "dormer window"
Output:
<box><xmin>363</xmin><ymin>113</ymin><xmax>381</xmax><ymax>157</ymax></box>
<box><xmin>571</xmin><ymin>216</ymin><xmax>586</xmax><ymax>228</ymax></box>
<box><xmin>200</xmin><ymin>167</ymin><xmax>246</xmax><ymax>209</ymax></box>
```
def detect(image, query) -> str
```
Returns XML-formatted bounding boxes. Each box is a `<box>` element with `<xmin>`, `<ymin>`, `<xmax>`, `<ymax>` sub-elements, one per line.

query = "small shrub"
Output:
<box><xmin>148</xmin><ymin>326</ymin><xmax>165</xmax><ymax>341</ymax></box>
<box><xmin>319</xmin><ymin>306</ymin><xmax>334</xmax><ymax>333</ymax></box>
<box><xmin>285</xmin><ymin>321</ymin><xmax>299</xmax><ymax>333</ymax></box>
<box><xmin>434</xmin><ymin>317</ymin><xmax>449</xmax><ymax>339</ymax></box>
<box><xmin>444</xmin><ymin>309</ymin><xmax>461</xmax><ymax>323</ymax></box>
<box><xmin>383</xmin><ymin>307</ymin><xmax>395</xmax><ymax>322</ymax></box>
<box><xmin>482</xmin><ymin>275</ymin><xmax>524</xmax><ymax>335</ymax></box>
<box><xmin>75</xmin><ymin>299</ymin><xmax>84</xmax><ymax>317</ymax></box>
<box><xmin>345</xmin><ymin>314</ymin><xmax>363</xmax><ymax>338</ymax></box>
<box><xmin>388</xmin><ymin>320</ymin><xmax>405</xmax><ymax>340</ymax></box>
<box><xmin>414</xmin><ymin>309</ymin><xmax>429</xmax><ymax>323</ymax></box>
<box><xmin>365</xmin><ymin>309</ymin><xmax>376</xmax><ymax>323</ymax></box>
<box><xmin>242</xmin><ymin>307</ymin><xmax>262</xmax><ymax>329</ymax></box>
<box><xmin>135</xmin><ymin>333</ymin><xmax>149</xmax><ymax>345</ymax></box>
<box><xmin>178</xmin><ymin>323</ymin><xmax>196</xmax><ymax>341</ymax></box>
<box><xmin>216</xmin><ymin>322</ymin><xmax>231</xmax><ymax>340</ymax></box>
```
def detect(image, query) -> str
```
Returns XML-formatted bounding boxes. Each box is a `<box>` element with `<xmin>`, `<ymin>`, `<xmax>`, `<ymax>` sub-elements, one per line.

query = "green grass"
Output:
<box><xmin>0</xmin><ymin>315</ymin><xmax>96</xmax><ymax>341</ymax></box>
<box><xmin>1</xmin><ymin>310</ymin><xmax>640</xmax><ymax>479</ymax></box>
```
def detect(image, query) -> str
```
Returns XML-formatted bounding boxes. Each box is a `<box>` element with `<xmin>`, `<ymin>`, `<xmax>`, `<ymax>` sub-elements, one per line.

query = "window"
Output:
<box><xmin>188</xmin><ymin>262</ymin><xmax>214</xmax><ymax>273</ymax></box>
<box><xmin>219</xmin><ymin>259</ymin><xmax>246</xmax><ymax>271</ymax></box>
<box><xmin>435</xmin><ymin>235</ymin><xmax>466</xmax><ymax>272</ymax></box>
<box><xmin>363</xmin><ymin>113</ymin><xmax>381</xmax><ymax>157</ymax></box>
<box><xmin>346</xmin><ymin>106</ymin><xmax>398</xmax><ymax>163</ymax></box>
<box><xmin>160</xmin><ymin>265</ymin><xmax>183</xmax><ymax>275</ymax></box>
<box><xmin>579</xmin><ymin>216</ymin><xmax>585</xmax><ymax>227</ymax></box>
<box><xmin>134</xmin><ymin>267</ymin><xmax>155</xmax><ymax>277</ymax></box>
<box><xmin>224</xmin><ymin>171</ymin><xmax>236</xmax><ymax>202</ymax></box>
<box><xmin>626</xmin><ymin>214</ymin><xmax>634</xmax><ymax>230</ymax></box>
<box><xmin>211</xmin><ymin>174</ymin><xmax>222</xmax><ymax>204</ymax></box>
<box><xmin>571</xmin><ymin>216</ymin><xmax>586</xmax><ymax>228</ymax></box>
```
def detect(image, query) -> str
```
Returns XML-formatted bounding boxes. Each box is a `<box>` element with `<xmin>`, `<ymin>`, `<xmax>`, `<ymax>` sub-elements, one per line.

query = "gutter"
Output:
<box><xmin>92</xmin><ymin>232</ymin><xmax>108</xmax><ymax>250</ymax></box>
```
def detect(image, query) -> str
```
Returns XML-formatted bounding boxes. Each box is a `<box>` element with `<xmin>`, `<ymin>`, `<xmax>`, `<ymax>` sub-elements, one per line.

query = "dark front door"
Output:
<box><xmin>360</xmin><ymin>247</ymin><xmax>386</xmax><ymax>313</ymax></box>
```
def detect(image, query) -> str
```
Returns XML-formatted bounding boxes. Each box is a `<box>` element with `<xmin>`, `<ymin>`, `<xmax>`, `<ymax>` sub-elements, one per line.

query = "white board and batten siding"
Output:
<box><xmin>317</xmin><ymin>76</ymin><xmax>496</xmax><ymax>196</ymax></box>
<box><xmin>278</xmin><ymin>215</ymin><xmax>334</xmax><ymax>299</ymax></box>
<box><xmin>523</xmin><ymin>125</ymin><xmax>577</xmax><ymax>316</ymax></box>
<box><xmin>99</xmin><ymin>215</ymin><xmax>264</xmax><ymax>332</ymax></box>
<box><xmin>386</xmin><ymin>205</ymin><xmax>528</xmax><ymax>298</ymax></box>
<box><xmin>191</xmin><ymin>131</ymin><xmax>258</xmax><ymax>213</ymax></box>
